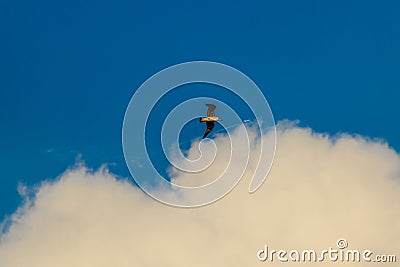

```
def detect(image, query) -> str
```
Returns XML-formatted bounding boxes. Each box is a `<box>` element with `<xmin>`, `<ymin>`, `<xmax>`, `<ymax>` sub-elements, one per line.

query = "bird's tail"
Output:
<box><xmin>199</xmin><ymin>117</ymin><xmax>206</xmax><ymax>123</ymax></box>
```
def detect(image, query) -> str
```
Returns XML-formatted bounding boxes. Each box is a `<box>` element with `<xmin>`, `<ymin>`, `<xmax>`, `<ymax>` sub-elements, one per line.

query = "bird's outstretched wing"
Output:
<box><xmin>202</xmin><ymin>121</ymin><xmax>215</xmax><ymax>139</ymax></box>
<box><xmin>205</xmin><ymin>104</ymin><xmax>216</xmax><ymax>117</ymax></box>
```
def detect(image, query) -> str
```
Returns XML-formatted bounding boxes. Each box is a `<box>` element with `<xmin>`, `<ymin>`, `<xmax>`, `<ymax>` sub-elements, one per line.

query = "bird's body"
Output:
<box><xmin>199</xmin><ymin>116</ymin><xmax>222</xmax><ymax>122</ymax></box>
<box><xmin>199</xmin><ymin>104</ymin><xmax>221</xmax><ymax>139</ymax></box>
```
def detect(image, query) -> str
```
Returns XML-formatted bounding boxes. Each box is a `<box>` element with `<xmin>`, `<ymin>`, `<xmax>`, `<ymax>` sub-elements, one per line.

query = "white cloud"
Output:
<box><xmin>1</xmin><ymin>122</ymin><xmax>399</xmax><ymax>266</ymax></box>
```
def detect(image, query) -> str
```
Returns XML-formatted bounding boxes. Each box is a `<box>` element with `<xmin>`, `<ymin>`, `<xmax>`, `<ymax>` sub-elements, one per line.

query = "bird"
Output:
<box><xmin>199</xmin><ymin>104</ymin><xmax>222</xmax><ymax>139</ymax></box>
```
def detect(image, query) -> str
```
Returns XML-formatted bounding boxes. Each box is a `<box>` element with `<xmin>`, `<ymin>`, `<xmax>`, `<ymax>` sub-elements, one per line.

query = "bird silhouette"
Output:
<box><xmin>199</xmin><ymin>104</ymin><xmax>222</xmax><ymax>139</ymax></box>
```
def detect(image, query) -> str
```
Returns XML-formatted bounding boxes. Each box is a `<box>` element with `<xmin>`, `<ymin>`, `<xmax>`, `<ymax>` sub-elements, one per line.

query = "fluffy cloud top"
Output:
<box><xmin>1</xmin><ymin>122</ymin><xmax>399</xmax><ymax>266</ymax></box>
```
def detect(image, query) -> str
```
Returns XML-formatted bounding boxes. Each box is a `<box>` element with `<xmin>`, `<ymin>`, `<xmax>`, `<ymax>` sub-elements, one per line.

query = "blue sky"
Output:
<box><xmin>1</xmin><ymin>1</ymin><xmax>399</xmax><ymax>217</ymax></box>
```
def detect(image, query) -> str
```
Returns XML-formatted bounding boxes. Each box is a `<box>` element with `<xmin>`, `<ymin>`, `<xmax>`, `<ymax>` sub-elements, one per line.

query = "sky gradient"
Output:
<box><xmin>1</xmin><ymin>0</ymin><xmax>399</xmax><ymax>218</ymax></box>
